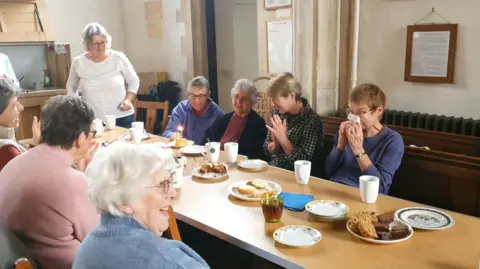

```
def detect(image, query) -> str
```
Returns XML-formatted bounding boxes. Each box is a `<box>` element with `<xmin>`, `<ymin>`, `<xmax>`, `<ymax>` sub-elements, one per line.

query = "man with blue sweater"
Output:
<box><xmin>162</xmin><ymin>76</ymin><xmax>224</xmax><ymax>145</ymax></box>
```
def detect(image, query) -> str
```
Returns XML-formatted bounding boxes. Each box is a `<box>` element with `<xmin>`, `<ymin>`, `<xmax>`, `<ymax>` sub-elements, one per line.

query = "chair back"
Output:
<box><xmin>133</xmin><ymin>100</ymin><xmax>170</xmax><ymax>134</ymax></box>
<box><xmin>0</xmin><ymin>228</ymin><xmax>37</xmax><ymax>269</ymax></box>
<box><xmin>163</xmin><ymin>206</ymin><xmax>182</xmax><ymax>241</ymax></box>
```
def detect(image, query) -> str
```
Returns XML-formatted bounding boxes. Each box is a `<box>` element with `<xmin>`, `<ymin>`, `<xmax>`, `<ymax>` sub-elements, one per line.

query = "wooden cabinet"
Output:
<box><xmin>0</xmin><ymin>0</ymin><xmax>52</xmax><ymax>43</ymax></box>
<box><xmin>16</xmin><ymin>89</ymin><xmax>66</xmax><ymax>140</ymax></box>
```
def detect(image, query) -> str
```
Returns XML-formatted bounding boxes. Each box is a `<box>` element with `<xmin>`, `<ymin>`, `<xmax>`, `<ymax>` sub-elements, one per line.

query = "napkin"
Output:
<box><xmin>280</xmin><ymin>192</ymin><xmax>314</xmax><ymax>212</ymax></box>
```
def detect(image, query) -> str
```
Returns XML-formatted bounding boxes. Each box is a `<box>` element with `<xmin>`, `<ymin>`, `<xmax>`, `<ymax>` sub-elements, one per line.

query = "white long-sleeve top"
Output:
<box><xmin>66</xmin><ymin>50</ymin><xmax>140</xmax><ymax>119</ymax></box>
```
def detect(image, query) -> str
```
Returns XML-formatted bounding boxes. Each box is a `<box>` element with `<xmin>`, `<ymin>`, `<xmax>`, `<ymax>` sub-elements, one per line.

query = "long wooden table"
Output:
<box><xmin>76</xmin><ymin>128</ymin><xmax>480</xmax><ymax>268</ymax></box>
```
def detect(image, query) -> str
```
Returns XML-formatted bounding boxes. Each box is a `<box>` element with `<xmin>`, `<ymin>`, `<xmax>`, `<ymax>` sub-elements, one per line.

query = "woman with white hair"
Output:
<box><xmin>203</xmin><ymin>79</ymin><xmax>268</xmax><ymax>160</ymax></box>
<box><xmin>73</xmin><ymin>143</ymin><xmax>209</xmax><ymax>269</ymax></box>
<box><xmin>66</xmin><ymin>22</ymin><xmax>140</xmax><ymax>128</ymax></box>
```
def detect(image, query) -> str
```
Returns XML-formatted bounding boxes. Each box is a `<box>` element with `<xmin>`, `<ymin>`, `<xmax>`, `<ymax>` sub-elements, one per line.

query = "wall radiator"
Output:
<box><xmin>382</xmin><ymin>109</ymin><xmax>480</xmax><ymax>137</ymax></box>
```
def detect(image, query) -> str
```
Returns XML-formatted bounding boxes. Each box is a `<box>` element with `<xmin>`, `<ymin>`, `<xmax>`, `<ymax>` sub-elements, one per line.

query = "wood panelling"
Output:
<box><xmin>0</xmin><ymin>0</ymin><xmax>52</xmax><ymax>42</ymax></box>
<box><xmin>322</xmin><ymin>116</ymin><xmax>479</xmax><ymax>154</ymax></box>
<box><xmin>321</xmin><ymin>116</ymin><xmax>480</xmax><ymax>218</ymax></box>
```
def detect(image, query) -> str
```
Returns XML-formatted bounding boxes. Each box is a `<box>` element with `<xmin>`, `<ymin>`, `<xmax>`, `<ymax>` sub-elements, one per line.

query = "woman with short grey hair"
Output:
<box><xmin>0</xmin><ymin>79</ymin><xmax>40</xmax><ymax>171</ymax></box>
<box><xmin>66</xmin><ymin>22</ymin><xmax>140</xmax><ymax>128</ymax></box>
<box><xmin>203</xmin><ymin>78</ymin><xmax>268</xmax><ymax>160</ymax></box>
<box><xmin>73</xmin><ymin>143</ymin><xmax>209</xmax><ymax>269</ymax></box>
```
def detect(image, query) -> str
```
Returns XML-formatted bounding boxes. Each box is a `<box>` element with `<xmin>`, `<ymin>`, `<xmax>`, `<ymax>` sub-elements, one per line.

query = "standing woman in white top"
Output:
<box><xmin>66</xmin><ymin>22</ymin><xmax>140</xmax><ymax>128</ymax></box>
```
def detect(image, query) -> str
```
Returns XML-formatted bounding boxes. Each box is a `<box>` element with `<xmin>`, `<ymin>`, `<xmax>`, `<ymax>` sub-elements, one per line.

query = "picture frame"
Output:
<box><xmin>264</xmin><ymin>0</ymin><xmax>292</xmax><ymax>10</ymax></box>
<box><xmin>266</xmin><ymin>19</ymin><xmax>293</xmax><ymax>75</ymax></box>
<box><xmin>404</xmin><ymin>23</ymin><xmax>458</xmax><ymax>84</ymax></box>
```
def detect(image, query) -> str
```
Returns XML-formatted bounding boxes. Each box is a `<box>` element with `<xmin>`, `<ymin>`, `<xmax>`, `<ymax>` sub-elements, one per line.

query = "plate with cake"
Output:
<box><xmin>346</xmin><ymin>211</ymin><xmax>413</xmax><ymax>244</ymax></box>
<box><xmin>228</xmin><ymin>179</ymin><xmax>282</xmax><ymax>201</ymax></box>
<box><xmin>192</xmin><ymin>163</ymin><xmax>228</xmax><ymax>179</ymax></box>
<box><xmin>169</xmin><ymin>137</ymin><xmax>194</xmax><ymax>148</ymax></box>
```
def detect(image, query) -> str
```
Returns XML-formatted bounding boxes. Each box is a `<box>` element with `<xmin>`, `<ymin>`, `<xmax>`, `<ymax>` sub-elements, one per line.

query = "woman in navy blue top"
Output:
<box><xmin>325</xmin><ymin>83</ymin><xmax>404</xmax><ymax>194</ymax></box>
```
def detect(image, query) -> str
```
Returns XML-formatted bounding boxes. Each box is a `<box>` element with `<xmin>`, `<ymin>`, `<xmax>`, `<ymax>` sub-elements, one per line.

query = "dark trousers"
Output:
<box><xmin>116</xmin><ymin>114</ymin><xmax>134</xmax><ymax>128</ymax></box>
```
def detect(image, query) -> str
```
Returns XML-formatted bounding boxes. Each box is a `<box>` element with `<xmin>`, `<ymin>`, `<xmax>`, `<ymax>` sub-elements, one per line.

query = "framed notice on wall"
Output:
<box><xmin>404</xmin><ymin>23</ymin><xmax>458</xmax><ymax>83</ymax></box>
<box><xmin>264</xmin><ymin>0</ymin><xmax>292</xmax><ymax>10</ymax></box>
<box><xmin>266</xmin><ymin>19</ymin><xmax>292</xmax><ymax>74</ymax></box>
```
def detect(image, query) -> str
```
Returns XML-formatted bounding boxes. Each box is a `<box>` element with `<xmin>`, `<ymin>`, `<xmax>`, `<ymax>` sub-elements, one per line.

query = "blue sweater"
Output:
<box><xmin>72</xmin><ymin>213</ymin><xmax>209</xmax><ymax>269</ymax></box>
<box><xmin>325</xmin><ymin>127</ymin><xmax>404</xmax><ymax>194</ymax></box>
<box><xmin>162</xmin><ymin>99</ymin><xmax>225</xmax><ymax>145</ymax></box>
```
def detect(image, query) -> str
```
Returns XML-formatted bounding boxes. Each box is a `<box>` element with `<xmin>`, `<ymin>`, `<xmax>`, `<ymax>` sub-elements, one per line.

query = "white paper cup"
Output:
<box><xmin>294</xmin><ymin>160</ymin><xmax>311</xmax><ymax>185</ymax></box>
<box><xmin>129</xmin><ymin>128</ymin><xmax>143</xmax><ymax>144</ymax></box>
<box><xmin>203</xmin><ymin>142</ymin><xmax>220</xmax><ymax>163</ymax></box>
<box><xmin>224</xmin><ymin>142</ymin><xmax>238</xmax><ymax>163</ymax></box>
<box><xmin>104</xmin><ymin>115</ymin><xmax>116</xmax><ymax>130</ymax></box>
<box><xmin>131</xmin><ymin>121</ymin><xmax>144</xmax><ymax>130</ymax></box>
<box><xmin>172</xmin><ymin>164</ymin><xmax>184</xmax><ymax>188</ymax></box>
<box><xmin>359</xmin><ymin>175</ymin><xmax>380</xmax><ymax>203</ymax></box>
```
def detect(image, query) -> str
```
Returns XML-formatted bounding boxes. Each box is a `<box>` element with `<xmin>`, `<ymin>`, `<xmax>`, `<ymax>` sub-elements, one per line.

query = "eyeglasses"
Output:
<box><xmin>90</xmin><ymin>41</ymin><xmax>107</xmax><ymax>48</ymax></box>
<box><xmin>89</xmin><ymin>129</ymin><xmax>97</xmax><ymax>138</ymax></box>
<box><xmin>346</xmin><ymin>108</ymin><xmax>374</xmax><ymax>117</ymax></box>
<box><xmin>188</xmin><ymin>94</ymin><xmax>207</xmax><ymax>100</ymax></box>
<box><xmin>146</xmin><ymin>172</ymin><xmax>174</xmax><ymax>194</ymax></box>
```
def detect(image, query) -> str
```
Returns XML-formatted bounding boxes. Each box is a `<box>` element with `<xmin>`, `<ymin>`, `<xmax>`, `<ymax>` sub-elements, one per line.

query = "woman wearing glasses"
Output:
<box><xmin>66</xmin><ymin>22</ymin><xmax>140</xmax><ymax>128</ymax></box>
<box><xmin>73</xmin><ymin>143</ymin><xmax>209</xmax><ymax>269</ymax></box>
<box><xmin>325</xmin><ymin>83</ymin><xmax>404</xmax><ymax>194</ymax></box>
<box><xmin>162</xmin><ymin>76</ymin><xmax>224</xmax><ymax>145</ymax></box>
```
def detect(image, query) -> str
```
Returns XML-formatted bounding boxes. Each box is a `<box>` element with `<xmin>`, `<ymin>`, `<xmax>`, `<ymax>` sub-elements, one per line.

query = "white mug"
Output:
<box><xmin>203</xmin><ymin>142</ymin><xmax>220</xmax><ymax>163</ymax></box>
<box><xmin>93</xmin><ymin>119</ymin><xmax>104</xmax><ymax>137</ymax></box>
<box><xmin>172</xmin><ymin>164</ymin><xmax>184</xmax><ymax>188</ymax></box>
<box><xmin>129</xmin><ymin>127</ymin><xmax>143</xmax><ymax>144</ymax></box>
<box><xmin>131</xmin><ymin>121</ymin><xmax>144</xmax><ymax>130</ymax></box>
<box><xmin>104</xmin><ymin>115</ymin><xmax>116</xmax><ymax>130</ymax></box>
<box><xmin>224</xmin><ymin>142</ymin><xmax>238</xmax><ymax>163</ymax></box>
<box><xmin>294</xmin><ymin>160</ymin><xmax>311</xmax><ymax>185</ymax></box>
<box><xmin>359</xmin><ymin>175</ymin><xmax>380</xmax><ymax>203</ymax></box>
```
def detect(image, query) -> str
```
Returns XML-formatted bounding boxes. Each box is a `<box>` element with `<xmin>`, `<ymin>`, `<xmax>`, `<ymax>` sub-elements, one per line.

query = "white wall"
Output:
<box><xmin>215</xmin><ymin>0</ymin><xmax>258</xmax><ymax>111</ymax></box>
<box><xmin>120</xmin><ymin>0</ymin><xmax>187</xmax><ymax>87</ymax></box>
<box><xmin>358</xmin><ymin>0</ymin><xmax>480</xmax><ymax>119</ymax></box>
<box><xmin>45</xmin><ymin>0</ymin><xmax>124</xmax><ymax>58</ymax></box>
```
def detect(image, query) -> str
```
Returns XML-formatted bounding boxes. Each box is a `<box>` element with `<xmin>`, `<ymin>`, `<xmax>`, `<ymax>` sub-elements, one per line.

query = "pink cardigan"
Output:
<box><xmin>0</xmin><ymin>144</ymin><xmax>99</xmax><ymax>269</ymax></box>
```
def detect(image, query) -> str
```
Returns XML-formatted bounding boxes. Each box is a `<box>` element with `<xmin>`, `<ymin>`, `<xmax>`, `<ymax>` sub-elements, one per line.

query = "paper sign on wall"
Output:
<box><xmin>144</xmin><ymin>1</ymin><xmax>162</xmax><ymax>20</ymax></box>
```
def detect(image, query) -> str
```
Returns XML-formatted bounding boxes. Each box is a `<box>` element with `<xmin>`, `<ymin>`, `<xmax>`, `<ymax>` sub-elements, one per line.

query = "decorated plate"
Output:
<box><xmin>192</xmin><ymin>163</ymin><xmax>228</xmax><ymax>180</ymax></box>
<box><xmin>346</xmin><ymin>219</ymin><xmax>414</xmax><ymax>244</ymax></box>
<box><xmin>237</xmin><ymin>159</ymin><xmax>269</xmax><ymax>171</ymax></box>
<box><xmin>394</xmin><ymin>207</ymin><xmax>455</xmax><ymax>230</ymax></box>
<box><xmin>273</xmin><ymin>225</ymin><xmax>322</xmax><ymax>248</ymax></box>
<box><xmin>306</xmin><ymin>200</ymin><xmax>349</xmax><ymax>218</ymax></box>
<box><xmin>120</xmin><ymin>132</ymin><xmax>152</xmax><ymax>141</ymax></box>
<box><xmin>228</xmin><ymin>180</ymin><xmax>282</xmax><ymax>202</ymax></box>
<box><xmin>180</xmin><ymin>145</ymin><xmax>206</xmax><ymax>155</ymax></box>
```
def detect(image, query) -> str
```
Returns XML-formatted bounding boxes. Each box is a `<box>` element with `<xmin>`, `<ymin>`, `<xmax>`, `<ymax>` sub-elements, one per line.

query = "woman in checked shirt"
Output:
<box><xmin>263</xmin><ymin>73</ymin><xmax>324</xmax><ymax>171</ymax></box>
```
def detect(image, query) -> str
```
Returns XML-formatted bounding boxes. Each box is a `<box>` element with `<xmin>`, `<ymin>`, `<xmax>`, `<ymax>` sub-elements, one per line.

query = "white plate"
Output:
<box><xmin>120</xmin><ymin>132</ymin><xmax>152</xmax><ymax>141</ymax></box>
<box><xmin>180</xmin><ymin>145</ymin><xmax>206</xmax><ymax>155</ymax></box>
<box><xmin>273</xmin><ymin>225</ymin><xmax>322</xmax><ymax>248</ymax></box>
<box><xmin>394</xmin><ymin>207</ymin><xmax>455</xmax><ymax>230</ymax></box>
<box><xmin>228</xmin><ymin>180</ymin><xmax>282</xmax><ymax>202</ymax></box>
<box><xmin>167</xmin><ymin>140</ymin><xmax>194</xmax><ymax>148</ymax></box>
<box><xmin>305</xmin><ymin>200</ymin><xmax>349</xmax><ymax>218</ymax></box>
<box><xmin>346</xmin><ymin>220</ymin><xmax>414</xmax><ymax>244</ymax></box>
<box><xmin>237</xmin><ymin>159</ymin><xmax>269</xmax><ymax>171</ymax></box>
<box><xmin>192</xmin><ymin>164</ymin><xmax>228</xmax><ymax>180</ymax></box>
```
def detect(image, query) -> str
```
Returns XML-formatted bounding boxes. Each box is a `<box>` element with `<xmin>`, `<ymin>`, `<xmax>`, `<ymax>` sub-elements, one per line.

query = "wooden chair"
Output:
<box><xmin>133</xmin><ymin>100</ymin><xmax>170</xmax><ymax>134</ymax></box>
<box><xmin>252</xmin><ymin>76</ymin><xmax>273</xmax><ymax>123</ymax></box>
<box><xmin>164</xmin><ymin>205</ymin><xmax>182</xmax><ymax>241</ymax></box>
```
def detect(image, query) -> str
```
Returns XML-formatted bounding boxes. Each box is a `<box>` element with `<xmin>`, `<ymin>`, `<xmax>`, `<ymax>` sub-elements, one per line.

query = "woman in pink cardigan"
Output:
<box><xmin>0</xmin><ymin>96</ymin><xmax>99</xmax><ymax>269</ymax></box>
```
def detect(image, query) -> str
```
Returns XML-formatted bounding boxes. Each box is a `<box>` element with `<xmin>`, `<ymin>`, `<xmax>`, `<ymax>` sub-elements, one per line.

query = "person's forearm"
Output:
<box><xmin>356</xmin><ymin>154</ymin><xmax>373</xmax><ymax>171</ymax></box>
<box><xmin>125</xmin><ymin>92</ymin><xmax>136</xmax><ymax>103</ymax></box>
<box><xmin>267</xmin><ymin>142</ymin><xmax>280</xmax><ymax>153</ymax></box>
<box><xmin>278</xmin><ymin>137</ymin><xmax>293</xmax><ymax>155</ymax></box>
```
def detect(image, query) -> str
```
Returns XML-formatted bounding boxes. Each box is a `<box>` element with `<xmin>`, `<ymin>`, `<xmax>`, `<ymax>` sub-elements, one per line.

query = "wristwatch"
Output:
<box><xmin>356</xmin><ymin>152</ymin><xmax>367</xmax><ymax>159</ymax></box>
